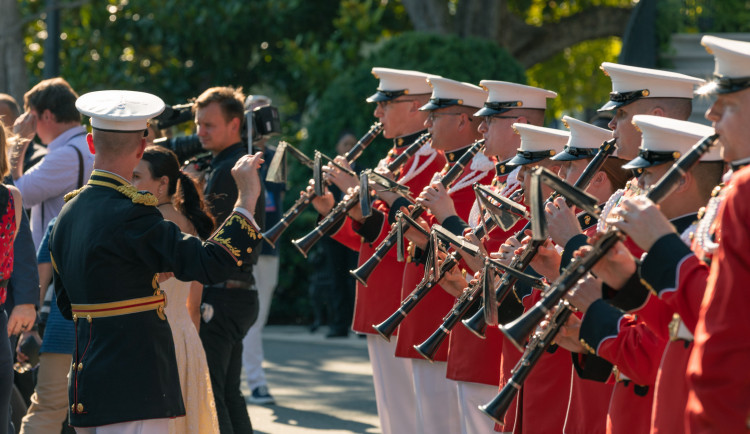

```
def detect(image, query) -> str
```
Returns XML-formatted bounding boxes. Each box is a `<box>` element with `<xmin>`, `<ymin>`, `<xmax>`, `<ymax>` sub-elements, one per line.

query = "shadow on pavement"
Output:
<box><xmin>255</xmin><ymin>405</ymin><xmax>378</xmax><ymax>433</ymax></box>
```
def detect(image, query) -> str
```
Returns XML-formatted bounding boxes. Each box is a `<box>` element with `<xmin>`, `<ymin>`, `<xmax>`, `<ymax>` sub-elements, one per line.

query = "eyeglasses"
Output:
<box><xmin>376</xmin><ymin>99</ymin><xmax>419</xmax><ymax>109</ymax></box>
<box><xmin>483</xmin><ymin>115</ymin><xmax>517</xmax><ymax>126</ymax></box>
<box><xmin>427</xmin><ymin>112</ymin><xmax>471</xmax><ymax>122</ymax></box>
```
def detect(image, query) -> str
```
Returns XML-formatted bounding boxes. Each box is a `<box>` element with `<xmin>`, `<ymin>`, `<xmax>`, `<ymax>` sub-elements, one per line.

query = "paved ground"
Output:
<box><xmin>245</xmin><ymin>326</ymin><xmax>381</xmax><ymax>434</ymax></box>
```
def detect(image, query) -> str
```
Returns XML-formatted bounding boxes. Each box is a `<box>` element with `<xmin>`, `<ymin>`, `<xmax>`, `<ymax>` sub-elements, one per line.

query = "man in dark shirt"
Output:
<box><xmin>194</xmin><ymin>86</ymin><xmax>264</xmax><ymax>434</ymax></box>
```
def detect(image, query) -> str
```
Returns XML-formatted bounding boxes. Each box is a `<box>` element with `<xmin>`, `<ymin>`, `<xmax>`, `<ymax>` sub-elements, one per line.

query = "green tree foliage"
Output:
<box><xmin>303</xmin><ymin>31</ymin><xmax>526</xmax><ymax>169</ymax></box>
<box><xmin>19</xmin><ymin>0</ymin><xmax>409</xmax><ymax>112</ymax></box>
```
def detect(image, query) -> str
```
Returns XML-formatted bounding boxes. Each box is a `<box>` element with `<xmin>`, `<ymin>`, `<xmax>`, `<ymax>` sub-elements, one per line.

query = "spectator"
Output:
<box><xmin>18</xmin><ymin>217</ymin><xmax>74</xmax><ymax>434</ymax></box>
<box><xmin>0</xmin><ymin>94</ymin><xmax>45</xmax><ymax>175</ymax></box>
<box><xmin>242</xmin><ymin>95</ymin><xmax>283</xmax><ymax>405</ymax></box>
<box><xmin>9</xmin><ymin>78</ymin><xmax>93</xmax><ymax>248</ymax></box>
<box><xmin>193</xmin><ymin>86</ymin><xmax>264</xmax><ymax>433</ymax></box>
<box><xmin>0</xmin><ymin>121</ymin><xmax>28</xmax><ymax>433</ymax></box>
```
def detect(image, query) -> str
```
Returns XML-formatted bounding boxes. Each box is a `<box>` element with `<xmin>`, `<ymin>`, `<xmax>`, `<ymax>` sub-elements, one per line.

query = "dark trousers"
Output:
<box><xmin>0</xmin><ymin>311</ymin><xmax>14</xmax><ymax>434</ymax></box>
<box><xmin>200</xmin><ymin>287</ymin><xmax>259</xmax><ymax>434</ymax></box>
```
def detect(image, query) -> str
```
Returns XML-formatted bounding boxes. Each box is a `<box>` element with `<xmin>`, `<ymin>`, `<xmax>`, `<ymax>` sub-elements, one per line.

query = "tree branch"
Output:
<box><xmin>500</xmin><ymin>6</ymin><xmax>633</xmax><ymax>68</ymax></box>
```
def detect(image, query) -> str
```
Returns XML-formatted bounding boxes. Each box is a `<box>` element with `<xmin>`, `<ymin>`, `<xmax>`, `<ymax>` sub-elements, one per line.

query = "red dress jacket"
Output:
<box><xmin>395</xmin><ymin>149</ymin><xmax>495</xmax><ymax>361</ymax></box>
<box><xmin>330</xmin><ymin>134</ymin><xmax>445</xmax><ymax>335</ymax></box>
<box><xmin>444</xmin><ymin>170</ymin><xmax>523</xmax><ymax>386</ymax></box>
<box><xmin>688</xmin><ymin>167</ymin><xmax>750</xmax><ymax>433</ymax></box>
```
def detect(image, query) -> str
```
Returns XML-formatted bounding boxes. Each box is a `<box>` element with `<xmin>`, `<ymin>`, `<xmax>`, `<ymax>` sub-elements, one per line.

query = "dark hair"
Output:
<box><xmin>24</xmin><ymin>77</ymin><xmax>80</xmax><ymax>123</ymax></box>
<box><xmin>142</xmin><ymin>146</ymin><xmax>216</xmax><ymax>239</ymax></box>
<box><xmin>0</xmin><ymin>94</ymin><xmax>20</xmax><ymax>119</ymax></box>
<box><xmin>193</xmin><ymin>86</ymin><xmax>245</xmax><ymax>124</ymax></box>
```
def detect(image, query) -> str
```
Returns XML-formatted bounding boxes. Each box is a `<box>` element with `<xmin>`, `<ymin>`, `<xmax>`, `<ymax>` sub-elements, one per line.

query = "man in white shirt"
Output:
<box><xmin>10</xmin><ymin>78</ymin><xmax>94</xmax><ymax>248</ymax></box>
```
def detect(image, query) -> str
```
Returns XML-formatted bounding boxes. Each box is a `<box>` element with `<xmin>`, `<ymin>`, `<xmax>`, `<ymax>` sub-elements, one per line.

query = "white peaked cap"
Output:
<box><xmin>698</xmin><ymin>35</ymin><xmax>750</xmax><ymax>95</ymax></box>
<box><xmin>598</xmin><ymin>62</ymin><xmax>705</xmax><ymax>111</ymax></box>
<box><xmin>76</xmin><ymin>90</ymin><xmax>165</xmax><ymax>132</ymax></box>
<box><xmin>622</xmin><ymin>115</ymin><xmax>720</xmax><ymax>170</ymax></box>
<box><xmin>475</xmin><ymin>80</ymin><xmax>557</xmax><ymax>116</ymax></box>
<box><xmin>419</xmin><ymin>77</ymin><xmax>488</xmax><ymax>111</ymax></box>
<box><xmin>367</xmin><ymin>68</ymin><xmax>436</xmax><ymax>102</ymax></box>
<box><xmin>507</xmin><ymin>123</ymin><xmax>569</xmax><ymax>167</ymax></box>
<box><xmin>552</xmin><ymin>116</ymin><xmax>614</xmax><ymax>161</ymax></box>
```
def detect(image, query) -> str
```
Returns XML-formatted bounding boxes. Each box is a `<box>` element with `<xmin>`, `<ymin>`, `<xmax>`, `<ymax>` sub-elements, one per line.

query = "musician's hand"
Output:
<box><xmin>565</xmin><ymin>275</ymin><xmax>602</xmax><ymax>314</ymax></box>
<box><xmin>554</xmin><ymin>314</ymin><xmax>585</xmax><ymax>353</ymax></box>
<box><xmin>344</xmin><ymin>187</ymin><xmax>365</xmax><ymax>223</ymax></box>
<box><xmin>400</xmin><ymin>206</ymin><xmax>429</xmax><ymax>250</ymax></box>
<box><xmin>321</xmin><ymin>157</ymin><xmax>357</xmax><ymax>191</ymax></box>
<box><xmin>417</xmin><ymin>182</ymin><xmax>457</xmax><ymax>224</ymax></box>
<box><xmin>607</xmin><ymin>196</ymin><xmax>675</xmax><ymax>251</ymax></box>
<box><xmin>373</xmin><ymin>165</ymin><xmax>394</xmax><ymax>180</ymax></box>
<box><xmin>528</xmin><ymin>238</ymin><xmax>562</xmax><ymax>281</ymax></box>
<box><xmin>307</xmin><ymin>184</ymin><xmax>335</xmax><ymax>215</ymax></box>
<box><xmin>545</xmin><ymin>197</ymin><xmax>583</xmax><ymax>246</ymax></box>
<box><xmin>574</xmin><ymin>241</ymin><xmax>636</xmax><ymax>290</ymax></box>
<box><xmin>460</xmin><ymin>229</ymin><xmax>487</xmax><ymax>273</ymax></box>
<box><xmin>491</xmin><ymin>236</ymin><xmax>521</xmax><ymax>266</ymax></box>
<box><xmin>439</xmin><ymin>252</ymin><xmax>468</xmax><ymax>298</ymax></box>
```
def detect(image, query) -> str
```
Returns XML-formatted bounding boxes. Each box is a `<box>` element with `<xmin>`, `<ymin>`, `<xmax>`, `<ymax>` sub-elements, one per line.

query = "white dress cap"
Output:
<box><xmin>367</xmin><ymin>68</ymin><xmax>437</xmax><ymax>102</ymax></box>
<box><xmin>507</xmin><ymin>123</ymin><xmax>569</xmax><ymax>167</ymax></box>
<box><xmin>475</xmin><ymin>80</ymin><xmax>557</xmax><ymax>116</ymax></box>
<box><xmin>552</xmin><ymin>116</ymin><xmax>614</xmax><ymax>161</ymax></box>
<box><xmin>598</xmin><ymin>62</ymin><xmax>705</xmax><ymax>112</ymax></box>
<box><xmin>76</xmin><ymin>90</ymin><xmax>165</xmax><ymax>132</ymax></box>
<box><xmin>623</xmin><ymin>114</ymin><xmax>719</xmax><ymax>170</ymax></box>
<box><xmin>698</xmin><ymin>35</ymin><xmax>750</xmax><ymax>95</ymax></box>
<box><xmin>419</xmin><ymin>77</ymin><xmax>488</xmax><ymax>111</ymax></box>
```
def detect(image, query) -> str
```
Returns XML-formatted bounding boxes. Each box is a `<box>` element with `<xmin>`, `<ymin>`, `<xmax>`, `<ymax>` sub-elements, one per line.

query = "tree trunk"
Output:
<box><xmin>402</xmin><ymin>0</ymin><xmax>633</xmax><ymax>68</ymax></box>
<box><xmin>0</xmin><ymin>0</ymin><xmax>28</xmax><ymax>104</ymax></box>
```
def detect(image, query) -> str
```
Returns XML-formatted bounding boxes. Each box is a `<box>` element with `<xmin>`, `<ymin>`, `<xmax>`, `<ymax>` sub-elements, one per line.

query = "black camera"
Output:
<box><xmin>153</xmin><ymin>102</ymin><xmax>281</xmax><ymax>165</ymax></box>
<box><xmin>153</xmin><ymin>102</ymin><xmax>281</xmax><ymax>141</ymax></box>
<box><xmin>246</xmin><ymin>105</ymin><xmax>281</xmax><ymax>142</ymax></box>
<box><xmin>152</xmin><ymin>103</ymin><xmax>194</xmax><ymax>130</ymax></box>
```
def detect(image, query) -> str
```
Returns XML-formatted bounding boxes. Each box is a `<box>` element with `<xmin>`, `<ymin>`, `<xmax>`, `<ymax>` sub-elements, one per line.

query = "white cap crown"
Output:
<box><xmin>599</xmin><ymin>62</ymin><xmax>705</xmax><ymax>111</ymax></box>
<box><xmin>76</xmin><ymin>90</ymin><xmax>165</xmax><ymax>132</ymax></box>
<box><xmin>420</xmin><ymin>77</ymin><xmax>488</xmax><ymax>110</ymax></box>
<box><xmin>367</xmin><ymin>68</ymin><xmax>435</xmax><ymax>102</ymax></box>
<box><xmin>476</xmin><ymin>80</ymin><xmax>556</xmax><ymax>116</ymax></box>
<box><xmin>698</xmin><ymin>35</ymin><xmax>750</xmax><ymax>95</ymax></box>
<box><xmin>623</xmin><ymin>115</ymin><xmax>720</xmax><ymax>169</ymax></box>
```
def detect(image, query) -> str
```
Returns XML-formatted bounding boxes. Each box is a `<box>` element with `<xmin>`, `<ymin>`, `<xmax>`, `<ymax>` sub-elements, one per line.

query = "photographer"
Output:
<box><xmin>192</xmin><ymin>86</ymin><xmax>264</xmax><ymax>434</ymax></box>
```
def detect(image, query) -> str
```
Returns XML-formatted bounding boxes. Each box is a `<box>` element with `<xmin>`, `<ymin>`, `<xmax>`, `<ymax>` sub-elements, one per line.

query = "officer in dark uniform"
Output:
<box><xmin>49</xmin><ymin>90</ymin><xmax>265</xmax><ymax>433</ymax></box>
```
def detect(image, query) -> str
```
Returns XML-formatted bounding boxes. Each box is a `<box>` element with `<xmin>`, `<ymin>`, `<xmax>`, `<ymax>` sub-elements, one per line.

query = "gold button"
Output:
<box><xmin>86</xmin><ymin>315</ymin><xmax>92</xmax><ymax>323</ymax></box>
<box><xmin>246</xmin><ymin>247</ymin><xmax>252</xmax><ymax>253</ymax></box>
<box><xmin>237</xmin><ymin>260</ymin><xmax>243</xmax><ymax>266</ymax></box>
<box><xmin>71</xmin><ymin>404</ymin><xmax>76</xmax><ymax>413</ymax></box>
<box><xmin>77</xmin><ymin>363</ymin><xmax>83</xmax><ymax>371</ymax></box>
<box><xmin>77</xmin><ymin>403</ymin><xmax>84</xmax><ymax>413</ymax></box>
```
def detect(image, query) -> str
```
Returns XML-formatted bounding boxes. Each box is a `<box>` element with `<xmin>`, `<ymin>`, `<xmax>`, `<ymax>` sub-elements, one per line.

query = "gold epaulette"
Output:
<box><xmin>64</xmin><ymin>187</ymin><xmax>85</xmax><ymax>202</ymax></box>
<box><xmin>116</xmin><ymin>184</ymin><xmax>158</xmax><ymax>206</ymax></box>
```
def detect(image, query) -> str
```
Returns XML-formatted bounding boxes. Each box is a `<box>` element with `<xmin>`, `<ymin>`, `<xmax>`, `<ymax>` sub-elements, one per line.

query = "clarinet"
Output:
<box><xmin>292</xmin><ymin>133</ymin><xmax>431</xmax><ymax>257</ymax></box>
<box><xmin>350</xmin><ymin>139</ymin><xmax>486</xmax><ymax>286</ymax></box>
<box><xmin>478</xmin><ymin>299</ymin><xmax>573</xmax><ymax>424</ymax></box>
<box><xmin>413</xmin><ymin>189</ymin><xmax>525</xmax><ymax>361</ymax></box>
<box><xmin>462</xmin><ymin>138</ymin><xmax>617</xmax><ymax>338</ymax></box>
<box><xmin>262</xmin><ymin>122</ymin><xmax>383</xmax><ymax>248</ymax></box>
<box><xmin>372</xmin><ymin>252</ymin><xmax>461</xmax><ymax>342</ymax></box>
<box><xmin>500</xmin><ymin>134</ymin><xmax>719</xmax><ymax>351</ymax></box>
